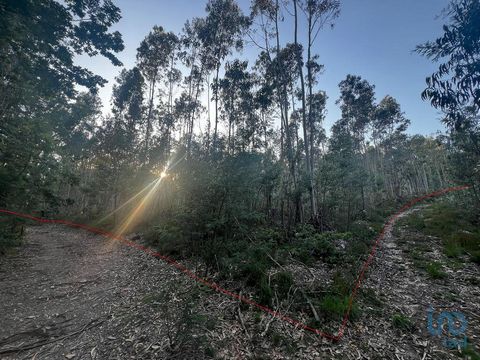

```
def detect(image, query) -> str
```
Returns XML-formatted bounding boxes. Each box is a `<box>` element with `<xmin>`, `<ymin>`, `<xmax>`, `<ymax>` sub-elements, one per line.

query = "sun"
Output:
<box><xmin>160</xmin><ymin>170</ymin><xmax>168</xmax><ymax>179</ymax></box>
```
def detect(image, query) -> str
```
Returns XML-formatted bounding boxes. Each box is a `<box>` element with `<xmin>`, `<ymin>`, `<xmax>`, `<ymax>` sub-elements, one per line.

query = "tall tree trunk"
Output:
<box><xmin>213</xmin><ymin>64</ymin><xmax>220</xmax><ymax>151</ymax></box>
<box><xmin>206</xmin><ymin>74</ymin><xmax>211</xmax><ymax>151</ymax></box>
<box><xmin>293</xmin><ymin>0</ymin><xmax>317</xmax><ymax>220</ymax></box>
<box><xmin>145</xmin><ymin>75</ymin><xmax>157</xmax><ymax>163</ymax></box>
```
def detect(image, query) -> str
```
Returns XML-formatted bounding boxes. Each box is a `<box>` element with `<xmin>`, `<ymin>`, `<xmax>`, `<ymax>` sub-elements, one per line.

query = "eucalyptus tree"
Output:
<box><xmin>302</xmin><ymin>0</ymin><xmax>340</xmax><ymax>165</ymax></box>
<box><xmin>336</xmin><ymin>75</ymin><xmax>376</xmax><ymax>150</ymax></box>
<box><xmin>370</xmin><ymin>96</ymin><xmax>410</xmax><ymax>199</ymax></box>
<box><xmin>330</xmin><ymin>75</ymin><xmax>375</xmax><ymax>215</ymax></box>
<box><xmin>416</xmin><ymin>0</ymin><xmax>480</xmax><ymax>129</ymax></box>
<box><xmin>112</xmin><ymin>67</ymin><xmax>145</xmax><ymax>136</ymax></box>
<box><xmin>291</xmin><ymin>0</ymin><xmax>339</xmax><ymax>221</ymax></box>
<box><xmin>219</xmin><ymin>59</ymin><xmax>258</xmax><ymax>152</ymax></box>
<box><xmin>416</xmin><ymin>0</ymin><xmax>480</xmax><ymax>194</ymax></box>
<box><xmin>198</xmin><ymin>0</ymin><xmax>251</xmax><ymax>150</ymax></box>
<box><xmin>373</xmin><ymin>95</ymin><xmax>410</xmax><ymax>146</ymax></box>
<box><xmin>179</xmin><ymin>18</ymin><xmax>207</xmax><ymax>152</ymax></box>
<box><xmin>250</xmin><ymin>0</ymin><xmax>290</xmax><ymax>157</ymax></box>
<box><xmin>136</xmin><ymin>26</ymin><xmax>179</xmax><ymax>161</ymax></box>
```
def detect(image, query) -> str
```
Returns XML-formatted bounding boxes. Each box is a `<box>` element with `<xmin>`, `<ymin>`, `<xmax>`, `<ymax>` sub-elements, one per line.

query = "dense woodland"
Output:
<box><xmin>1</xmin><ymin>0</ymin><xmax>479</xmax><ymax>307</ymax></box>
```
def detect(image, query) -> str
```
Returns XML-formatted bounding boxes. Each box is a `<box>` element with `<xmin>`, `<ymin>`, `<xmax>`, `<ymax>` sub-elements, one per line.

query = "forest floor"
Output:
<box><xmin>0</xmin><ymin>207</ymin><xmax>479</xmax><ymax>359</ymax></box>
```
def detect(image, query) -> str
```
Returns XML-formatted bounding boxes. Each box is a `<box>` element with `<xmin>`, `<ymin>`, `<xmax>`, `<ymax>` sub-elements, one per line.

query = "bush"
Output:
<box><xmin>143</xmin><ymin>224</ymin><xmax>185</xmax><ymax>256</ymax></box>
<box><xmin>288</xmin><ymin>229</ymin><xmax>339</xmax><ymax>265</ymax></box>
<box><xmin>318</xmin><ymin>294</ymin><xmax>359</xmax><ymax>321</ymax></box>
<box><xmin>330</xmin><ymin>271</ymin><xmax>354</xmax><ymax>296</ymax></box>
<box><xmin>443</xmin><ymin>239</ymin><xmax>463</xmax><ymax>258</ymax></box>
<box><xmin>403</xmin><ymin>212</ymin><xmax>426</xmax><ymax>231</ymax></box>
<box><xmin>258</xmin><ymin>276</ymin><xmax>273</xmax><ymax>305</ymax></box>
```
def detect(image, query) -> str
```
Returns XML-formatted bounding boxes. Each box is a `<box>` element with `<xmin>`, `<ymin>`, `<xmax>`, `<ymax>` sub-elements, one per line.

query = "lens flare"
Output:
<box><xmin>93</xmin><ymin>179</ymin><xmax>159</xmax><ymax>226</ymax></box>
<box><xmin>114</xmin><ymin>177</ymin><xmax>163</xmax><ymax>237</ymax></box>
<box><xmin>99</xmin><ymin>154</ymin><xmax>186</xmax><ymax>247</ymax></box>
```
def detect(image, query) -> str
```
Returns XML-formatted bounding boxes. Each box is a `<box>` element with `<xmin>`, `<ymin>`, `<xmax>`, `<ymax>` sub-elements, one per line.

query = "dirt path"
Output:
<box><xmin>0</xmin><ymin>224</ymin><xmax>199</xmax><ymax>359</ymax></box>
<box><xmin>334</xmin><ymin>208</ymin><xmax>480</xmax><ymax>359</ymax></box>
<box><xmin>0</xmin><ymin>210</ymin><xmax>478</xmax><ymax>359</ymax></box>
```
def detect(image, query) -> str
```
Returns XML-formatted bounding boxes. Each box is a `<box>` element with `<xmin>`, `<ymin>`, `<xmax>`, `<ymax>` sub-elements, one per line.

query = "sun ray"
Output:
<box><xmin>93</xmin><ymin>178</ymin><xmax>159</xmax><ymax>226</ymax></box>
<box><xmin>114</xmin><ymin>177</ymin><xmax>163</xmax><ymax>236</ymax></box>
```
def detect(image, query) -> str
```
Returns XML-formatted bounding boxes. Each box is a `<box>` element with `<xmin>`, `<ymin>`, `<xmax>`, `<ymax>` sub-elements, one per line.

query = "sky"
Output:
<box><xmin>76</xmin><ymin>0</ymin><xmax>451</xmax><ymax>136</ymax></box>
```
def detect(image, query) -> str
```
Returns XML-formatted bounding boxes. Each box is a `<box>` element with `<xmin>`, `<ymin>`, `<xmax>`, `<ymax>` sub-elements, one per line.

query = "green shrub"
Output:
<box><xmin>349</xmin><ymin>221</ymin><xmax>376</xmax><ymax>241</ymax></box>
<box><xmin>392</xmin><ymin>313</ymin><xmax>415</xmax><ymax>331</ymax></box>
<box><xmin>426</xmin><ymin>261</ymin><xmax>447</xmax><ymax>279</ymax></box>
<box><xmin>444</xmin><ymin>239</ymin><xmax>463</xmax><ymax>258</ymax></box>
<box><xmin>403</xmin><ymin>212</ymin><xmax>426</xmax><ymax>231</ymax></box>
<box><xmin>462</xmin><ymin>344</ymin><xmax>480</xmax><ymax>360</ymax></box>
<box><xmin>144</xmin><ymin>224</ymin><xmax>185</xmax><ymax>255</ymax></box>
<box><xmin>318</xmin><ymin>294</ymin><xmax>359</xmax><ymax>320</ymax></box>
<box><xmin>289</xmin><ymin>230</ymin><xmax>339</xmax><ymax>265</ymax></box>
<box><xmin>0</xmin><ymin>218</ymin><xmax>24</xmax><ymax>255</ymax></box>
<box><xmin>470</xmin><ymin>250</ymin><xmax>480</xmax><ymax>264</ymax></box>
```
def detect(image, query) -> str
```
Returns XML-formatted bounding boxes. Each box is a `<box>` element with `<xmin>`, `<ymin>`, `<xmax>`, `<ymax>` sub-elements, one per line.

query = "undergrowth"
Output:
<box><xmin>401</xmin><ymin>197</ymin><xmax>480</xmax><ymax>264</ymax></box>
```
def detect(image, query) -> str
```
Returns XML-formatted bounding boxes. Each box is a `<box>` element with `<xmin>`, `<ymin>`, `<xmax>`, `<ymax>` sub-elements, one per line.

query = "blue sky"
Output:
<box><xmin>76</xmin><ymin>0</ymin><xmax>450</xmax><ymax>136</ymax></box>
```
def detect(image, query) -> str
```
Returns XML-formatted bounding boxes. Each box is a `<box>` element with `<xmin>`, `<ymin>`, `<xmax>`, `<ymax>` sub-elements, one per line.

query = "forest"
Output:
<box><xmin>0</xmin><ymin>0</ymin><xmax>479</xmax><ymax>359</ymax></box>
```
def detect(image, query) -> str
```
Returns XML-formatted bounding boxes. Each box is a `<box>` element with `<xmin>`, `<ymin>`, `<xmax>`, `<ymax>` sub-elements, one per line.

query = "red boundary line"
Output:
<box><xmin>0</xmin><ymin>185</ymin><xmax>470</xmax><ymax>341</ymax></box>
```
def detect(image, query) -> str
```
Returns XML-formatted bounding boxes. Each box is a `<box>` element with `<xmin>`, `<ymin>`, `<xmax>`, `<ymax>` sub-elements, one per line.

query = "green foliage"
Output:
<box><xmin>330</xmin><ymin>271</ymin><xmax>354</xmax><ymax>296</ymax></box>
<box><xmin>416</xmin><ymin>0</ymin><xmax>480</xmax><ymax>128</ymax></box>
<box><xmin>403</xmin><ymin>213</ymin><xmax>426</xmax><ymax>231</ymax></box>
<box><xmin>0</xmin><ymin>218</ymin><xmax>24</xmax><ymax>255</ymax></box>
<box><xmin>392</xmin><ymin>313</ymin><xmax>415</xmax><ymax>331</ymax></box>
<box><xmin>462</xmin><ymin>344</ymin><xmax>480</xmax><ymax>360</ymax></box>
<box><xmin>403</xmin><ymin>200</ymin><xmax>480</xmax><ymax>264</ymax></box>
<box><xmin>272</xmin><ymin>271</ymin><xmax>294</xmax><ymax>298</ymax></box>
<box><xmin>287</xmin><ymin>225</ymin><xmax>341</xmax><ymax>265</ymax></box>
<box><xmin>470</xmin><ymin>250</ymin><xmax>480</xmax><ymax>264</ymax></box>
<box><xmin>0</xmin><ymin>0</ymin><xmax>124</xmax><ymax>230</ymax></box>
<box><xmin>443</xmin><ymin>240</ymin><xmax>463</xmax><ymax>258</ymax></box>
<box><xmin>318</xmin><ymin>295</ymin><xmax>358</xmax><ymax>321</ymax></box>
<box><xmin>144</xmin><ymin>225</ymin><xmax>185</xmax><ymax>256</ymax></box>
<box><xmin>426</xmin><ymin>261</ymin><xmax>447</xmax><ymax>279</ymax></box>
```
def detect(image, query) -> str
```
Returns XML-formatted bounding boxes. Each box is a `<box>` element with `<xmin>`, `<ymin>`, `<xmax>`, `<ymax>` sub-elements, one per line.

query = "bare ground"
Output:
<box><xmin>0</xmin><ymin>208</ymin><xmax>478</xmax><ymax>359</ymax></box>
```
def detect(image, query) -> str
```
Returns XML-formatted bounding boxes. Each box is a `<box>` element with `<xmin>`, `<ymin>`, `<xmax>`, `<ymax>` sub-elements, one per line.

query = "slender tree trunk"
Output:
<box><xmin>213</xmin><ymin>64</ymin><xmax>220</xmax><ymax>151</ymax></box>
<box><xmin>145</xmin><ymin>75</ymin><xmax>157</xmax><ymax>163</ymax></box>
<box><xmin>293</xmin><ymin>0</ymin><xmax>317</xmax><ymax>220</ymax></box>
<box><xmin>206</xmin><ymin>74</ymin><xmax>211</xmax><ymax>151</ymax></box>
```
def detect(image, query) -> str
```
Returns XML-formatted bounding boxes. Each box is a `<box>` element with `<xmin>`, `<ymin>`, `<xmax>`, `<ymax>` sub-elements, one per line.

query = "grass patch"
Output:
<box><xmin>392</xmin><ymin>313</ymin><xmax>415</xmax><ymax>331</ymax></box>
<box><xmin>426</xmin><ymin>261</ymin><xmax>447</xmax><ymax>279</ymax></box>
<box><xmin>402</xmin><ymin>199</ymin><xmax>480</xmax><ymax>265</ymax></box>
<box><xmin>462</xmin><ymin>344</ymin><xmax>480</xmax><ymax>360</ymax></box>
<box><xmin>444</xmin><ymin>239</ymin><xmax>464</xmax><ymax>258</ymax></box>
<box><xmin>317</xmin><ymin>294</ymin><xmax>359</xmax><ymax>321</ymax></box>
<box><xmin>403</xmin><ymin>212</ymin><xmax>426</xmax><ymax>231</ymax></box>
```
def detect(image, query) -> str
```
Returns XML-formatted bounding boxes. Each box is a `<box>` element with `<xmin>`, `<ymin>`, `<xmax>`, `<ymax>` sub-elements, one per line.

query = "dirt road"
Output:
<box><xmin>0</xmin><ymin>224</ymin><xmax>199</xmax><ymax>359</ymax></box>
